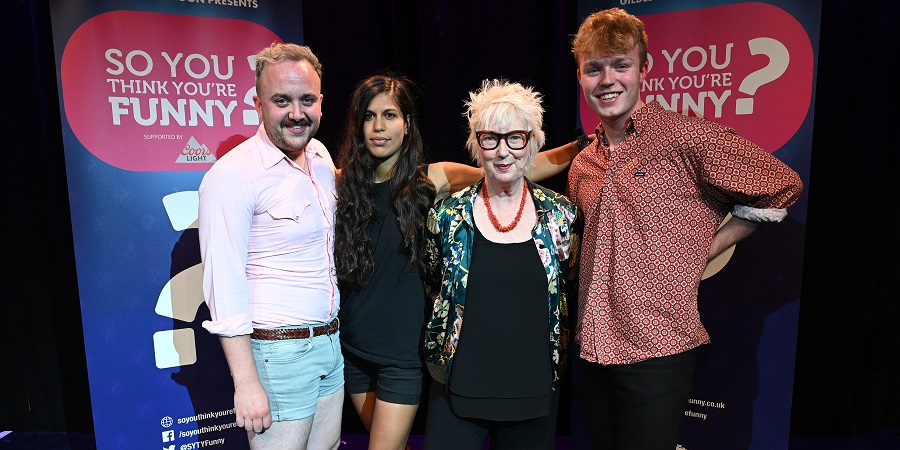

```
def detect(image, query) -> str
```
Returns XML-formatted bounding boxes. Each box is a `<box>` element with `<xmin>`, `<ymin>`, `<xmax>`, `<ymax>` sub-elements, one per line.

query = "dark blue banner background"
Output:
<box><xmin>49</xmin><ymin>2</ymin><xmax>304</xmax><ymax>448</ymax></box>
<box><xmin>573</xmin><ymin>1</ymin><xmax>820</xmax><ymax>449</ymax></box>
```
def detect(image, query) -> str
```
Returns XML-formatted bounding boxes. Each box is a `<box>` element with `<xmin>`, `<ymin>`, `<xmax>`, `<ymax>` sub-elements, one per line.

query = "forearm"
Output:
<box><xmin>220</xmin><ymin>335</ymin><xmax>260</xmax><ymax>385</ymax></box>
<box><xmin>219</xmin><ymin>334</ymin><xmax>272</xmax><ymax>432</ymax></box>
<box><xmin>527</xmin><ymin>140</ymin><xmax>582</xmax><ymax>182</ymax></box>
<box><xmin>428</xmin><ymin>162</ymin><xmax>482</xmax><ymax>202</ymax></box>
<box><xmin>708</xmin><ymin>215</ymin><xmax>760</xmax><ymax>261</ymax></box>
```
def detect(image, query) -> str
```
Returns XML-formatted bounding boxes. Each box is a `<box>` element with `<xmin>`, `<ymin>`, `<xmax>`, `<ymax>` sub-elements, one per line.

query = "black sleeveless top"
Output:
<box><xmin>338</xmin><ymin>180</ymin><xmax>428</xmax><ymax>367</ymax></box>
<box><xmin>448</xmin><ymin>225</ymin><xmax>552</xmax><ymax>420</ymax></box>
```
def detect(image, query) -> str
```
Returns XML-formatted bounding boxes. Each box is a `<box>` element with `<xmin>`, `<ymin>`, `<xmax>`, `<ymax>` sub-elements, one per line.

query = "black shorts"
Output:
<box><xmin>343</xmin><ymin>350</ymin><xmax>425</xmax><ymax>405</ymax></box>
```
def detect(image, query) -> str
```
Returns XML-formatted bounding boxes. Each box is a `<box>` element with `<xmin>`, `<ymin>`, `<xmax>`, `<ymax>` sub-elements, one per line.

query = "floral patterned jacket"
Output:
<box><xmin>423</xmin><ymin>178</ymin><xmax>579</xmax><ymax>387</ymax></box>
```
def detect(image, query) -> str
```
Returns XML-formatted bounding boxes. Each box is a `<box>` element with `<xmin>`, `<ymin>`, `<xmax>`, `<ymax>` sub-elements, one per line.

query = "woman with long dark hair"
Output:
<box><xmin>334</xmin><ymin>74</ymin><xmax>582</xmax><ymax>450</ymax></box>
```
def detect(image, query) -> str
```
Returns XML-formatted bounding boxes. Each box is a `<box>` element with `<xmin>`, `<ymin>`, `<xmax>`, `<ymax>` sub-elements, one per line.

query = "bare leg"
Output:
<box><xmin>349</xmin><ymin>391</ymin><xmax>377</xmax><ymax>431</ymax></box>
<box><xmin>369</xmin><ymin>399</ymin><xmax>418</xmax><ymax>450</ymax></box>
<box><xmin>247</xmin><ymin>417</ymin><xmax>313</xmax><ymax>450</ymax></box>
<box><xmin>307</xmin><ymin>390</ymin><xmax>344</xmax><ymax>450</ymax></box>
<box><xmin>350</xmin><ymin>391</ymin><xmax>418</xmax><ymax>450</ymax></box>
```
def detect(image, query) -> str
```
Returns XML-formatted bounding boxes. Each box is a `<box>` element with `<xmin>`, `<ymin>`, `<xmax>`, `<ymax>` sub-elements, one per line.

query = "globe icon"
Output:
<box><xmin>161</xmin><ymin>416</ymin><xmax>174</xmax><ymax>428</ymax></box>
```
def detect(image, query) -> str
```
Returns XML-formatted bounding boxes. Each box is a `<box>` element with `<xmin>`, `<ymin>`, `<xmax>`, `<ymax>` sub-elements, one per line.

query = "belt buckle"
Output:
<box><xmin>321</xmin><ymin>318</ymin><xmax>337</xmax><ymax>336</ymax></box>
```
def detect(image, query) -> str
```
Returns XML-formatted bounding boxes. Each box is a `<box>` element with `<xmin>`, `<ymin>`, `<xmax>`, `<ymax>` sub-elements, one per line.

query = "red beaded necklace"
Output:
<box><xmin>482</xmin><ymin>179</ymin><xmax>529</xmax><ymax>233</ymax></box>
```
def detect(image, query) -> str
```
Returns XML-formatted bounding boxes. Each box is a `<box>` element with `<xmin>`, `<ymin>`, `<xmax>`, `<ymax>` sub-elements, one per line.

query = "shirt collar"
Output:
<box><xmin>629</xmin><ymin>101</ymin><xmax>662</xmax><ymax>136</ymax></box>
<box><xmin>594</xmin><ymin>102</ymin><xmax>659</xmax><ymax>145</ymax></box>
<box><xmin>254</xmin><ymin>124</ymin><xmax>324</xmax><ymax>170</ymax></box>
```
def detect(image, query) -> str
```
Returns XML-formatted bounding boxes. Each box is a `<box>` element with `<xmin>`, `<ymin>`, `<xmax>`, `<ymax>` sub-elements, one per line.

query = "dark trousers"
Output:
<box><xmin>423</xmin><ymin>381</ymin><xmax>559</xmax><ymax>450</ymax></box>
<box><xmin>576</xmin><ymin>350</ymin><xmax>697</xmax><ymax>450</ymax></box>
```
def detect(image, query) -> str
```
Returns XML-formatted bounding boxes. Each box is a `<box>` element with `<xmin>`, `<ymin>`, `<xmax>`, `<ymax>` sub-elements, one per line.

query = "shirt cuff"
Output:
<box><xmin>202</xmin><ymin>313</ymin><xmax>253</xmax><ymax>337</ymax></box>
<box><xmin>732</xmin><ymin>205</ymin><xmax>788</xmax><ymax>223</ymax></box>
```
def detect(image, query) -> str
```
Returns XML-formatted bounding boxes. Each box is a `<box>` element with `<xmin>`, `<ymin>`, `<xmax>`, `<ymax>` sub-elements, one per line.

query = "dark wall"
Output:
<box><xmin>1</xmin><ymin>0</ymin><xmax>897</xmax><ymax>439</ymax></box>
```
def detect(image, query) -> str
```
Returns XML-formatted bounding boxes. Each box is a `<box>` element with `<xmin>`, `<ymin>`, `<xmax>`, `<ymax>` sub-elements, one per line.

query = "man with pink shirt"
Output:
<box><xmin>199</xmin><ymin>43</ymin><xmax>342</xmax><ymax>450</ymax></box>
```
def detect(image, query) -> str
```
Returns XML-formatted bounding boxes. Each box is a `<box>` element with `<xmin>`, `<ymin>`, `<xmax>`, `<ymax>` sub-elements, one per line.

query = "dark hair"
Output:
<box><xmin>334</xmin><ymin>74</ymin><xmax>436</xmax><ymax>287</ymax></box>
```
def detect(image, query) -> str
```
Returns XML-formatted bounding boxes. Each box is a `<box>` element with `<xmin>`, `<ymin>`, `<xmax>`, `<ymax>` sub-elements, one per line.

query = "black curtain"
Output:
<box><xmin>1</xmin><ymin>0</ymin><xmax>897</xmax><ymax>439</ymax></box>
<box><xmin>1</xmin><ymin>0</ymin><xmax>92</xmax><ymax>433</ymax></box>
<box><xmin>303</xmin><ymin>0</ymin><xmax>579</xmax><ymax>196</ymax></box>
<box><xmin>790</xmin><ymin>0</ymin><xmax>900</xmax><ymax>437</ymax></box>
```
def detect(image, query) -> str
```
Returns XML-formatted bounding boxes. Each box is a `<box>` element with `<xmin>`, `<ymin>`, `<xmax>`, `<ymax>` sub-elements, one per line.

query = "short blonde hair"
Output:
<box><xmin>255</xmin><ymin>42</ymin><xmax>323</xmax><ymax>91</ymax></box>
<box><xmin>463</xmin><ymin>79</ymin><xmax>545</xmax><ymax>170</ymax></box>
<box><xmin>572</xmin><ymin>8</ymin><xmax>648</xmax><ymax>67</ymax></box>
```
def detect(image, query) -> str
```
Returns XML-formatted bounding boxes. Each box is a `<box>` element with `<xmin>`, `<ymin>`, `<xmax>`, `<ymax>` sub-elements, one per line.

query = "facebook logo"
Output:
<box><xmin>162</xmin><ymin>430</ymin><xmax>175</xmax><ymax>442</ymax></box>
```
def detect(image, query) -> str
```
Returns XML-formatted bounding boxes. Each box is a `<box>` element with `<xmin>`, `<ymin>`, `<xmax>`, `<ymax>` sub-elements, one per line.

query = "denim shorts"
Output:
<box><xmin>251</xmin><ymin>324</ymin><xmax>344</xmax><ymax>421</ymax></box>
<box><xmin>343</xmin><ymin>350</ymin><xmax>424</xmax><ymax>405</ymax></box>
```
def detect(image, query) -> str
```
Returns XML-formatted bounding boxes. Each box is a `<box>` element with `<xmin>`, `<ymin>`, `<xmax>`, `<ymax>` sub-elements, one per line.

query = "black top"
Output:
<box><xmin>448</xmin><ymin>225</ymin><xmax>552</xmax><ymax>420</ymax></box>
<box><xmin>339</xmin><ymin>181</ymin><xmax>428</xmax><ymax>367</ymax></box>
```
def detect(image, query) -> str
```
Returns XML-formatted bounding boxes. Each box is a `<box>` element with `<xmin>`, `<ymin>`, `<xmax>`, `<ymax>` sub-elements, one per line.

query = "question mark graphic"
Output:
<box><xmin>243</xmin><ymin>54</ymin><xmax>260</xmax><ymax>125</ymax></box>
<box><xmin>736</xmin><ymin>37</ymin><xmax>789</xmax><ymax>115</ymax></box>
<box><xmin>153</xmin><ymin>191</ymin><xmax>203</xmax><ymax>369</ymax></box>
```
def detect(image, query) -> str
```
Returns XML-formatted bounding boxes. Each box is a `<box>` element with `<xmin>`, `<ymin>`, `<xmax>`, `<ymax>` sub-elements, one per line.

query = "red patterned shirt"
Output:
<box><xmin>567</xmin><ymin>101</ymin><xmax>803</xmax><ymax>365</ymax></box>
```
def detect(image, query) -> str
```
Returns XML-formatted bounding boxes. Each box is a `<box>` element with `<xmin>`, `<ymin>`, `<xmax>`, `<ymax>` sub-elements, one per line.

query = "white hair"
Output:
<box><xmin>463</xmin><ymin>79</ymin><xmax>546</xmax><ymax>170</ymax></box>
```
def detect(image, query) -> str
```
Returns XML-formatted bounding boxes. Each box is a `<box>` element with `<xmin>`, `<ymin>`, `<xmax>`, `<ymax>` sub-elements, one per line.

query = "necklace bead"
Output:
<box><xmin>482</xmin><ymin>179</ymin><xmax>528</xmax><ymax>233</ymax></box>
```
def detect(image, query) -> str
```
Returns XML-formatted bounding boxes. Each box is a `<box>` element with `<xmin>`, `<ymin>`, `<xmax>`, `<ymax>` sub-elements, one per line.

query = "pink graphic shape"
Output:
<box><xmin>61</xmin><ymin>11</ymin><xmax>282</xmax><ymax>171</ymax></box>
<box><xmin>579</xmin><ymin>3</ymin><xmax>814</xmax><ymax>153</ymax></box>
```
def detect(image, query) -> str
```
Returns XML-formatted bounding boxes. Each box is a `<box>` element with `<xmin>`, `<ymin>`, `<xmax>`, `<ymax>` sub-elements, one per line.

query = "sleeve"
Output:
<box><xmin>561</xmin><ymin>201</ymin><xmax>581</xmax><ymax>312</ymax></box>
<box><xmin>198</xmin><ymin>166</ymin><xmax>255</xmax><ymax>337</ymax></box>
<box><xmin>422</xmin><ymin>202</ymin><xmax>445</xmax><ymax>300</ymax></box>
<box><xmin>695</xmin><ymin>125</ymin><xmax>803</xmax><ymax>223</ymax></box>
<box><xmin>422</xmin><ymin>202</ymin><xmax>450</xmax><ymax>382</ymax></box>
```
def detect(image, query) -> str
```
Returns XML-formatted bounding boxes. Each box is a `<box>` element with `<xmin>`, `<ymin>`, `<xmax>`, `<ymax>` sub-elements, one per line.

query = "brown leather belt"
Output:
<box><xmin>251</xmin><ymin>318</ymin><xmax>339</xmax><ymax>340</ymax></box>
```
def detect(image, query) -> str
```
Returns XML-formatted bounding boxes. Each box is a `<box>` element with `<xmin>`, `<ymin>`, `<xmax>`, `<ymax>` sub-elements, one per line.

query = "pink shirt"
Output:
<box><xmin>199</xmin><ymin>125</ymin><xmax>338</xmax><ymax>337</ymax></box>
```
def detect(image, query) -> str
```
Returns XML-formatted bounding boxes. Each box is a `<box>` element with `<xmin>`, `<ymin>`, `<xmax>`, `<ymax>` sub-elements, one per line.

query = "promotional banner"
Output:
<box><xmin>573</xmin><ymin>1</ymin><xmax>818</xmax><ymax>449</ymax></box>
<box><xmin>49</xmin><ymin>2</ymin><xmax>304</xmax><ymax>448</ymax></box>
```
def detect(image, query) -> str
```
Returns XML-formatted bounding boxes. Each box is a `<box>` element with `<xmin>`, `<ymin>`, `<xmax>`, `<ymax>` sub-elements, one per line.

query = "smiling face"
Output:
<box><xmin>363</xmin><ymin>92</ymin><xmax>407</xmax><ymax>165</ymax></box>
<box><xmin>577</xmin><ymin>44</ymin><xmax>648</xmax><ymax>129</ymax></box>
<box><xmin>478</xmin><ymin>116</ymin><xmax>532</xmax><ymax>188</ymax></box>
<box><xmin>253</xmin><ymin>59</ymin><xmax>323</xmax><ymax>158</ymax></box>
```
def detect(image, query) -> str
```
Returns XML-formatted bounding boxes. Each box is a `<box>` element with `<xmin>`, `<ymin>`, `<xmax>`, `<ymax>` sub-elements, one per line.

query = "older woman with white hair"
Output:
<box><xmin>421</xmin><ymin>79</ymin><xmax>578</xmax><ymax>450</ymax></box>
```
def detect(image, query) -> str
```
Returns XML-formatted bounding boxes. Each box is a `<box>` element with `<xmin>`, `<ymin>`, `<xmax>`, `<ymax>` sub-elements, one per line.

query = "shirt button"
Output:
<box><xmin>294</xmin><ymin>215</ymin><xmax>300</xmax><ymax>221</ymax></box>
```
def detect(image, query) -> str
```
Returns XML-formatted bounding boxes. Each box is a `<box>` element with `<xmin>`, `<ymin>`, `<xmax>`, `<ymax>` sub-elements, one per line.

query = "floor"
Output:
<box><xmin>3</xmin><ymin>431</ymin><xmax>900</xmax><ymax>450</ymax></box>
